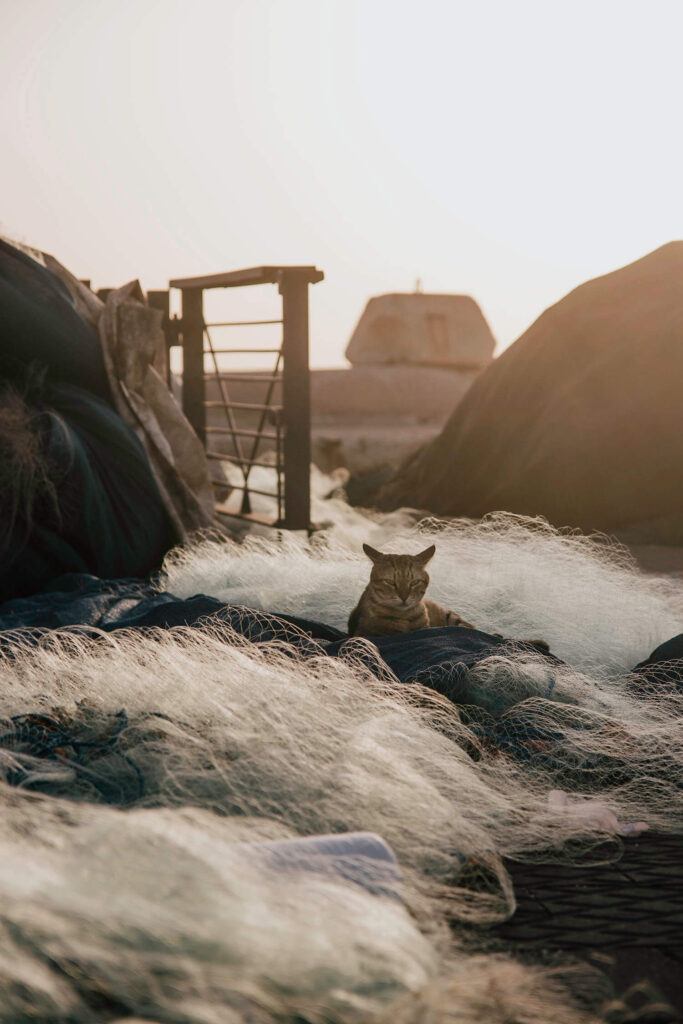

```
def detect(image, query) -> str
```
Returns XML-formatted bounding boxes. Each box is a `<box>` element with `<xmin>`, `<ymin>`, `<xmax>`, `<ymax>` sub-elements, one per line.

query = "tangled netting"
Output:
<box><xmin>1</xmin><ymin>472</ymin><xmax>683</xmax><ymax>1022</ymax></box>
<box><xmin>170</xmin><ymin>465</ymin><xmax>683</xmax><ymax>673</ymax></box>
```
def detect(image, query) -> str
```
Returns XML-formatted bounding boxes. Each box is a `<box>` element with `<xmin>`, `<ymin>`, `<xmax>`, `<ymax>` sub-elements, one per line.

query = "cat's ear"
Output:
<box><xmin>415</xmin><ymin>544</ymin><xmax>436</xmax><ymax>565</ymax></box>
<box><xmin>363</xmin><ymin>543</ymin><xmax>383</xmax><ymax>563</ymax></box>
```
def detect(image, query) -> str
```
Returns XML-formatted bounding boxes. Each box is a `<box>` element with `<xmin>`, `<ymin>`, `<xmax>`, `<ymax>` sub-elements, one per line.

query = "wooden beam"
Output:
<box><xmin>280</xmin><ymin>270</ymin><xmax>312</xmax><ymax>531</ymax></box>
<box><xmin>170</xmin><ymin>266</ymin><xmax>324</xmax><ymax>291</ymax></box>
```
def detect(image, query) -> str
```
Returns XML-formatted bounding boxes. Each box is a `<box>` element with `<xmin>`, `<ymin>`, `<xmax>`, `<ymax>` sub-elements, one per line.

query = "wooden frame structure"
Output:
<box><xmin>165</xmin><ymin>265</ymin><xmax>324</xmax><ymax>532</ymax></box>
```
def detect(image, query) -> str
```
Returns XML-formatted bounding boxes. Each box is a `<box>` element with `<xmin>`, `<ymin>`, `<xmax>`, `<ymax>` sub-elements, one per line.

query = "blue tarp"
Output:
<box><xmin>1</xmin><ymin>573</ymin><xmax>679</xmax><ymax>806</ymax></box>
<box><xmin>0</xmin><ymin>572</ymin><xmax>558</xmax><ymax>707</ymax></box>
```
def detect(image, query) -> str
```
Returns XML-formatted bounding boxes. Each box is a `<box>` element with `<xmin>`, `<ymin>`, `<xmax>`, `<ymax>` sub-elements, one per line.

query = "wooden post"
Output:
<box><xmin>279</xmin><ymin>270</ymin><xmax>311</xmax><ymax>531</ymax></box>
<box><xmin>180</xmin><ymin>288</ymin><xmax>205</xmax><ymax>445</ymax></box>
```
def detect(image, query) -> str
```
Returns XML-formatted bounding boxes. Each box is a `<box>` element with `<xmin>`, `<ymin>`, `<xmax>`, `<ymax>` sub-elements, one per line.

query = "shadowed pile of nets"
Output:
<box><xmin>376</xmin><ymin>243</ymin><xmax>683</xmax><ymax>544</ymax></box>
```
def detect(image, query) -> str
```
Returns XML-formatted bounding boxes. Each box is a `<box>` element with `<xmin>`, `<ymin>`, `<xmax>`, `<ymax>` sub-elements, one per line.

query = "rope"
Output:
<box><xmin>0</xmin><ymin>708</ymin><xmax>144</xmax><ymax>805</ymax></box>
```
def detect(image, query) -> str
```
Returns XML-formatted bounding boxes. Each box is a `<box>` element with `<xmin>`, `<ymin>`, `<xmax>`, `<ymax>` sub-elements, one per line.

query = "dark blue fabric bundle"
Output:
<box><xmin>0</xmin><ymin>239</ymin><xmax>174</xmax><ymax>601</ymax></box>
<box><xmin>0</xmin><ymin>573</ymin><xmax>556</xmax><ymax>712</ymax></box>
<box><xmin>2</xmin><ymin>573</ymin><xmax>681</xmax><ymax>805</ymax></box>
<box><xmin>4</xmin><ymin>572</ymin><xmax>678</xmax><ymax>706</ymax></box>
<box><xmin>0</xmin><ymin>573</ymin><xmax>343</xmax><ymax>648</ymax></box>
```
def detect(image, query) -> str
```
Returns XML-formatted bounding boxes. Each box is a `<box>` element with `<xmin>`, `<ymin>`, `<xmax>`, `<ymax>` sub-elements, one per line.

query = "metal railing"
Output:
<box><xmin>167</xmin><ymin>266</ymin><xmax>324</xmax><ymax>531</ymax></box>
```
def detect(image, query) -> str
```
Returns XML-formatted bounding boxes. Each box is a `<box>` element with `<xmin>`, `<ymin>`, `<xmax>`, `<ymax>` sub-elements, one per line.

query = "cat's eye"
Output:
<box><xmin>410</xmin><ymin>581</ymin><xmax>423</xmax><ymax>589</ymax></box>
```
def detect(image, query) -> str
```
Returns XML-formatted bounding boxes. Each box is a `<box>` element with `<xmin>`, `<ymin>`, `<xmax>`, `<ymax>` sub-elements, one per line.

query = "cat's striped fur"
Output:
<box><xmin>348</xmin><ymin>543</ymin><xmax>474</xmax><ymax>638</ymax></box>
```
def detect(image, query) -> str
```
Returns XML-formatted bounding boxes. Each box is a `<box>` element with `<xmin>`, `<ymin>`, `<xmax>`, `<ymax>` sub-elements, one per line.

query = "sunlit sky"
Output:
<box><xmin>3</xmin><ymin>0</ymin><xmax>682</xmax><ymax>365</ymax></box>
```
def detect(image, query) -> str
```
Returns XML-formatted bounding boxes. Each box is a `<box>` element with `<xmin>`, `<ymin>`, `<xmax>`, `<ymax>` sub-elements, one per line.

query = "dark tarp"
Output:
<box><xmin>1</xmin><ymin>585</ymin><xmax>680</xmax><ymax>1019</ymax></box>
<box><xmin>631</xmin><ymin>631</ymin><xmax>683</xmax><ymax>698</ymax></box>
<box><xmin>0</xmin><ymin>573</ymin><xmax>343</xmax><ymax>649</ymax></box>
<box><xmin>0</xmin><ymin>240</ymin><xmax>176</xmax><ymax>601</ymax></box>
<box><xmin>0</xmin><ymin>576</ymin><xmax>560</xmax><ymax>810</ymax></box>
<box><xmin>377</xmin><ymin>243</ymin><xmax>683</xmax><ymax>538</ymax></box>
<box><xmin>2</xmin><ymin>574</ymin><xmax>681</xmax><ymax>804</ymax></box>
<box><xmin>0</xmin><ymin>573</ymin><xmax>560</xmax><ymax>718</ymax></box>
<box><xmin>0</xmin><ymin>237</ymin><xmax>112</xmax><ymax>402</ymax></box>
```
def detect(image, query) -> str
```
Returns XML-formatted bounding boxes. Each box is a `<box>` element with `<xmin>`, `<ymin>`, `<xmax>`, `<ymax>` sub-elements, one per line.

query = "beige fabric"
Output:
<box><xmin>44</xmin><ymin>255</ymin><xmax>215</xmax><ymax>540</ymax></box>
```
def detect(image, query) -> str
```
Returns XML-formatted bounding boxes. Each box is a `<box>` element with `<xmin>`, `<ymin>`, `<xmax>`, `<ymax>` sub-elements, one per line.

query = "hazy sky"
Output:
<box><xmin>2</xmin><ymin>0</ymin><xmax>682</xmax><ymax>365</ymax></box>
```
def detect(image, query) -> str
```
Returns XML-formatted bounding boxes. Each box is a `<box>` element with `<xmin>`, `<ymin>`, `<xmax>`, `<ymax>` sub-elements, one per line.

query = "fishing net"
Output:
<box><xmin>1</xmin><ymin>495</ymin><xmax>682</xmax><ymax>1022</ymax></box>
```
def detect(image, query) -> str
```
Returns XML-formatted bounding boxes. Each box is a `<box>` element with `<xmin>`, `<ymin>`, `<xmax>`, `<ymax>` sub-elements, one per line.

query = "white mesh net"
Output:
<box><xmin>1</xmin><ymin>471</ymin><xmax>681</xmax><ymax>1021</ymax></box>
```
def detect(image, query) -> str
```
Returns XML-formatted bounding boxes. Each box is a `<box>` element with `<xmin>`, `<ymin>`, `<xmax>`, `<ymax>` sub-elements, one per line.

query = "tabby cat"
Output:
<box><xmin>348</xmin><ymin>543</ymin><xmax>475</xmax><ymax>638</ymax></box>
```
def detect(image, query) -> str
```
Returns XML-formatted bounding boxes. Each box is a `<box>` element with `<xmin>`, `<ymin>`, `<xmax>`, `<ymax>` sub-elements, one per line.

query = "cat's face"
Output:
<box><xmin>362</xmin><ymin>544</ymin><xmax>435</xmax><ymax>608</ymax></box>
